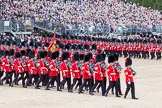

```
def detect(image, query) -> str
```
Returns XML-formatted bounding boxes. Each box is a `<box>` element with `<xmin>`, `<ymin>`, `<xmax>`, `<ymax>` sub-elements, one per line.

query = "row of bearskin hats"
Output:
<box><xmin>0</xmin><ymin>36</ymin><xmax>161</xmax><ymax>49</ymax></box>
<box><xmin>0</xmin><ymin>49</ymin><xmax>32</xmax><ymax>58</ymax></box>
<box><xmin>108</xmin><ymin>54</ymin><xmax>132</xmax><ymax>67</ymax></box>
<box><xmin>56</xmin><ymin>42</ymin><xmax>98</xmax><ymax>51</ymax></box>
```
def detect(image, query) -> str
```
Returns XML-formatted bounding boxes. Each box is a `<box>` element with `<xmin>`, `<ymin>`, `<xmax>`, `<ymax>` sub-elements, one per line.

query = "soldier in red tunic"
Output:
<box><xmin>91</xmin><ymin>54</ymin><xmax>105</xmax><ymax>96</ymax></box>
<box><xmin>59</xmin><ymin>52</ymin><xmax>71</xmax><ymax>92</ymax></box>
<box><xmin>124</xmin><ymin>58</ymin><xmax>138</xmax><ymax>100</ymax></box>
<box><xmin>69</xmin><ymin>52</ymin><xmax>82</xmax><ymax>92</ymax></box>
<box><xmin>96</xmin><ymin>53</ymin><xmax>107</xmax><ymax>93</ymax></box>
<box><xmin>45</xmin><ymin>52</ymin><xmax>60</xmax><ymax>91</ymax></box>
<box><xmin>35</xmin><ymin>51</ymin><xmax>49</xmax><ymax>89</ymax></box>
<box><xmin>1</xmin><ymin>50</ymin><xmax>13</xmax><ymax>86</ymax></box>
<box><xmin>12</xmin><ymin>52</ymin><xmax>25</xmax><ymax>87</ymax></box>
<box><xmin>25</xmin><ymin>51</ymin><xmax>38</xmax><ymax>88</ymax></box>
<box><xmin>111</xmin><ymin>54</ymin><xmax>123</xmax><ymax>95</ymax></box>
<box><xmin>78</xmin><ymin>54</ymin><xmax>93</xmax><ymax>95</ymax></box>
<box><xmin>104</xmin><ymin>55</ymin><xmax>120</xmax><ymax>97</ymax></box>
<box><xmin>0</xmin><ymin>50</ymin><xmax>5</xmax><ymax>85</ymax></box>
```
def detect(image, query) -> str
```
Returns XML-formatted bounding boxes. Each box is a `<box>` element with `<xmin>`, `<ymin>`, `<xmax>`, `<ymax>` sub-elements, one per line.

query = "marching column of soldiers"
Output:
<box><xmin>0</xmin><ymin>34</ymin><xmax>143</xmax><ymax>99</ymax></box>
<box><xmin>1</xmin><ymin>33</ymin><xmax>161</xmax><ymax>100</ymax></box>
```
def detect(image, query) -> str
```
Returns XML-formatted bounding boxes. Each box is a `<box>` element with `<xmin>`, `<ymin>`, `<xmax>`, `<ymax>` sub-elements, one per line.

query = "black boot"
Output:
<box><xmin>132</xmin><ymin>97</ymin><xmax>138</xmax><ymax>100</ymax></box>
<box><xmin>45</xmin><ymin>87</ymin><xmax>50</xmax><ymax>90</ymax></box>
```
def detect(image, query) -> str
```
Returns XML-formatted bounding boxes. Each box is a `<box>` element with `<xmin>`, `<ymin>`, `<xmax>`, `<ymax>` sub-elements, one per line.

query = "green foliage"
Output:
<box><xmin>127</xmin><ymin>0</ymin><xmax>162</xmax><ymax>10</ymax></box>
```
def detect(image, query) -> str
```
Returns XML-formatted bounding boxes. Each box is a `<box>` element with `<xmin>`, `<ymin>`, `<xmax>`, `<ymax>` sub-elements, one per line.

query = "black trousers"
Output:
<box><xmin>75</xmin><ymin>75</ymin><xmax>83</xmax><ymax>89</ymax></box>
<box><xmin>70</xmin><ymin>78</ymin><xmax>82</xmax><ymax>91</ymax></box>
<box><xmin>0</xmin><ymin>71</ymin><xmax>4</xmax><ymax>84</ymax></box>
<box><xmin>59</xmin><ymin>78</ymin><xmax>71</xmax><ymax>91</ymax></box>
<box><xmin>42</xmin><ymin>74</ymin><xmax>49</xmax><ymax>86</ymax></box>
<box><xmin>46</xmin><ymin>76</ymin><xmax>60</xmax><ymax>90</ymax></box>
<box><xmin>106</xmin><ymin>81</ymin><xmax>119</xmax><ymax>96</ymax></box>
<box><xmin>2</xmin><ymin>72</ymin><xmax>13</xmax><ymax>86</ymax></box>
<box><xmin>150</xmin><ymin>52</ymin><xmax>155</xmax><ymax>59</ymax></box>
<box><xmin>36</xmin><ymin>74</ymin><xmax>47</xmax><ymax>88</ymax></box>
<box><xmin>156</xmin><ymin>52</ymin><xmax>161</xmax><ymax>60</ymax></box>
<box><xmin>124</xmin><ymin>82</ymin><xmax>136</xmax><ymax>98</ymax></box>
<box><xmin>112</xmin><ymin>78</ymin><xmax>122</xmax><ymax>94</ymax></box>
<box><xmin>97</xmin><ymin>77</ymin><xmax>107</xmax><ymax>92</ymax></box>
<box><xmin>12</xmin><ymin>73</ymin><xmax>25</xmax><ymax>87</ymax></box>
<box><xmin>79</xmin><ymin>78</ymin><xmax>92</xmax><ymax>94</ymax></box>
<box><xmin>92</xmin><ymin>80</ymin><xmax>105</xmax><ymax>96</ymax></box>
<box><xmin>25</xmin><ymin>74</ymin><xmax>38</xmax><ymax>87</ymax></box>
<box><xmin>18</xmin><ymin>71</ymin><xmax>29</xmax><ymax>83</ymax></box>
<box><xmin>146</xmin><ymin>51</ymin><xmax>149</xmax><ymax>58</ymax></box>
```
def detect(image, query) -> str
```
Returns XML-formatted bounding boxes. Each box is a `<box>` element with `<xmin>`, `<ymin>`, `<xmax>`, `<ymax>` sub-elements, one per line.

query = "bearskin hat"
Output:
<box><xmin>0</xmin><ymin>50</ymin><xmax>4</xmax><ymax>57</ymax></box>
<box><xmin>15</xmin><ymin>52</ymin><xmax>21</xmax><ymax>58</ymax></box>
<box><xmin>113</xmin><ymin>54</ymin><xmax>119</xmax><ymax>61</ymax></box>
<box><xmin>73</xmin><ymin>52</ymin><xmax>80</xmax><ymax>61</ymax></box>
<box><xmin>65</xmin><ymin>44</ymin><xmax>70</xmax><ymax>50</ymax></box>
<box><xmin>28</xmin><ymin>51</ymin><xmax>35</xmax><ymax>59</ymax></box>
<box><xmin>101</xmin><ymin>53</ymin><xmax>106</xmax><ymax>61</ymax></box>
<box><xmin>125</xmin><ymin>58</ymin><xmax>132</xmax><ymax>67</ymax></box>
<box><xmin>9</xmin><ymin>49</ymin><xmax>15</xmax><ymax>56</ymax></box>
<box><xmin>43</xmin><ymin>51</ymin><xmax>48</xmax><ymax>58</ymax></box>
<box><xmin>78</xmin><ymin>44</ymin><xmax>83</xmax><ymax>50</ymax></box>
<box><xmin>47</xmin><ymin>51</ymin><xmax>51</xmax><ymax>57</ymax></box>
<box><xmin>59</xmin><ymin>43</ymin><xmax>65</xmax><ymax>49</ymax></box>
<box><xmin>5</xmin><ymin>50</ymin><xmax>9</xmax><ymax>56</ymax></box>
<box><xmin>56</xmin><ymin>40</ymin><xmax>60</xmax><ymax>46</ymax></box>
<box><xmin>157</xmin><ymin>40</ymin><xmax>161</xmax><ymax>44</ymax></box>
<box><xmin>80</xmin><ymin>54</ymin><xmax>84</xmax><ymax>61</ymax></box>
<box><xmin>108</xmin><ymin>55</ymin><xmax>115</xmax><ymax>63</ymax></box>
<box><xmin>45</xmin><ymin>42</ymin><xmax>50</xmax><ymax>47</ymax></box>
<box><xmin>71</xmin><ymin>44</ymin><xmax>76</xmax><ymax>50</ymax></box>
<box><xmin>84</xmin><ymin>44</ymin><xmax>90</xmax><ymax>50</ymax></box>
<box><xmin>96</xmin><ymin>54</ymin><xmax>102</xmax><ymax>63</ymax></box>
<box><xmin>92</xmin><ymin>44</ymin><xmax>97</xmax><ymax>50</ymax></box>
<box><xmin>84</xmin><ymin>54</ymin><xmax>90</xmax><ymax>62</ymax></box>
<box><xmin>62</xmin><ymin>52</ymin><xmax>68</xmax><ymax>60</ymax></box>
<box><xmin>21</xmin><ymin>50</ymin><xmax>26</xmax><ymax>56</ymax></box>
<box><xmin>87</xmin><ymin>53</ymin><xmax>92</xmax><ymax>60</ymax></box>
<box><xmin>50</xmin><ymin>52</ymin><xmax>56</xmax><ymax>60</ymax></box>
<box><xmin>54</xmin><ymin>51</ymin><xmax>59</xmax><ymax>58</ymax></box>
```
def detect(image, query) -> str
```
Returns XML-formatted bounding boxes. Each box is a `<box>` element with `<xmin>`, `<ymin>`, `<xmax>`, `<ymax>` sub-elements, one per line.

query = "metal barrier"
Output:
<box><xmin>152</xmin><ymin>25</ymin><xmax>162</xmax><ymax>33</ymax></box>
<box><xmin>34</xmin><ymin>18</ymin><xmax>111</xmax><ymax>35</ymax></box>
<box><xmin>0</xmin><ymin>17</ymin><xmax>162</xmax><ymax>35</ymax></box>
<box><xmin>0</xmin><ymin>17</ymin><xmax>34</xmax><ymax>34</ymax></box>
<box><xmin>113</xmin><ymin>24</ymin><xmax>153</xmax><ymax>35</ymax></box>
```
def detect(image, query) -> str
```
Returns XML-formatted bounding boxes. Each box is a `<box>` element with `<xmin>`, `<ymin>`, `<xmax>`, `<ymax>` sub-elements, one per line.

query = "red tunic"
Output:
<box><xmin>106</xmin><ymin>65</ymin><xmax>117</xmax><ymax>81</ymax></box>
<box><xmin>2</xmin><ymin>58</ymin><xmax>12</xmax><ymax>72</ymax></box>
<box><xmin>82</xmin><ymin>63</ymin><xmax>91</xmax><ymax>79</ymax></box>
<box><xmin>72</xmin><ymin>62</ymin><xmax>81</xmax><ymax>79</ymax></box>
<box><xmin>27</xmin><ymin>59</ymin><xmax>37</xmax><ymax>74</ymax></box>
<box><xmin>49</xmin><ymin>61</ymin><xmax>59</xmax><ymax>77</ymax></box>
<box><xmin>124</xmin><ymin>67</ymin><xmax>134</xmax><ymax>82</ymax></box>
<box><xmin>21</xmin><ymin>58</ymin><xmax>28</xmax><ymax>72</ymax></box>
<box><xmin>94</xmin><ymin>63</ymin><xmax>103</xmax><ymax>81</ymax></box>
<box><xmin>60</xmin><ymin>61</ymin><xmax>71</xmax><ymax>78</ymax></box>
<box><xmin>37</xmin><ymin>60</ymin><xmax>48</xmax><ymax>75</ymax></box>
<box><xmin>14</xmin><ymin>59</ymin><xmax>24</xmax><ymax>74</ymax></box>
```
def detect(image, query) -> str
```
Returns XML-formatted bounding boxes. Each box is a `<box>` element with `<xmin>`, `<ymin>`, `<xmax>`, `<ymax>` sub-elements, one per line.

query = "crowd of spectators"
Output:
<box><xmin>0</xmin><ymin>0</ymin><xmax>162</xmax><ymax>30</ymax></box>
